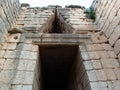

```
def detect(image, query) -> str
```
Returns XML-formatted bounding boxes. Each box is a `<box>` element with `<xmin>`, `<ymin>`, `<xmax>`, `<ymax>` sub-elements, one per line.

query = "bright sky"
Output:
<box><xmin>19</xmin><ymin>0</ymin><xmax>94</xmax><ymax>8</ymax></box>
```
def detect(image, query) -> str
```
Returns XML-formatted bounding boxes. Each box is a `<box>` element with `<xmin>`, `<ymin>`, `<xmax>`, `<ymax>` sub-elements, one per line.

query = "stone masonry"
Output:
<box><xmin>0</xmin><ymin>0</ymin><xmax>120</xmax><ymax>90</ymax></box>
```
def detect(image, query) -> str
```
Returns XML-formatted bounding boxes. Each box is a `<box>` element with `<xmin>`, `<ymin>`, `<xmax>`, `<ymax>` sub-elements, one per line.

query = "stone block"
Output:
<box><xmin>90</xmin><ymin>82</ymin><xmax>101</xmax><ymax>90</ymax></box>
<box><xmin>86</xmin><ymin>45</ymin><xmax>95</xmax><ymax>51</ymax></box>
<box><xmin>113</xmin><ymin>68</ymin><xmax>120</xmax><ymax>80</ymax></box>
<box><xmin>101</xmin><ymin>58</ymin><xmax>119</xmax><ymax>68</ymax></box>
<box><xmin>12</xmin><ymin>71</ymin><xmax>25</xmax><ymax>84</ymax></box>
<box><xmin>114</xmin><ymin>0</ymin><xmax>120</xmax><ymax>11</ymax></box>
<box><xmin>104</xmin><ymin>69</ymin><xmax>117</xmax><ymax>80</ymax></box>
<box><xmin>4</xmin><ymin>50</ymin><xmax>21</xmax><ymax>59</ymax></box>
<box><xmin>91</xmin><ymin>60</ymin><xmax>102</xmax><ymax>69</ymax></box>
<box><xmin>99</xmin><ymin>82</ymin><xmax>109</xmax><ymax>90</ymax></box>
<box><xmin>79</xmin><ymin>45</ymin><xmax>86</xmax><ymax>52</ymax></box>
<box><xmin>0</xmin><ymin>70</ymin><xmax>15</xmax><ymax>83</ymax></box>
<box><xmin>81</xmin><ymin>51</ymin><xmax>89</xmax><ymax>60</ymax></box>
<box><xmin>107</xmin><ymin>51</ymin><xmax>117</xmax><ymax>58</ymax></box>
<box><xmin>17</xmin><ymin>60</ymin><xmax>28</xmax><ymax>70</ymax></box>
<box><xmin>20</xmin><ymin>51</ymin><xmax>37</xmax><ymax>60</ymax></box>
<box><xmin>6</xmin><ymin>34</ymin><xmax>21</xmax><ymax>43</ymax></box>
<box><xmin>0</xmin><ymin>59</ymin><xmax>5</xmax><ymax>71</ymax></box>
<box><xmin>7</xmin><ymin>43</ymin><xmax>17</xmax><ymax>50</ymax></box>
<box><xmin>86</xmin><ymin>70</ymin><xmax>98</xmax><ymax>81</ymax></box>
<box><xmin>91</xmin><ymin>32</ymin><xmax>108</xmax><ymax>44</ymax></box>
<box><xmin>93</xmin><ymin>44</ymin><xmax>104</xmax><ymax>51</ymax></box>
<box><xmin>117</xmin><ymin>8</ymin><xmax>120</xmax><ymax>18</ymax></box>
<box><xmin>16</xmin><ymin>43</ymin><xmax>38</xmax><ymax>52</ymax></box>
<box><xmin>102</xmin><ymin>19</ymin><xmax>110</xmax><ymax>33</ymax></box>
<box><xmin>108</xmin><ymin>8</ymin><xmax>117</xmax><ymax>23</ymax></box>
<box><xmin>96</xmin><ymin>51</ymin><xmax>109</xmax><ymax>58</ymax></box>
<box><xmin>0</xmin><ymin>84</ymin><xmax>10</xmax><ymax>90</ymax></box>
<box><xmin>22</xmin><ymin>85</ymin><xmax>32</xmax><ymax>90</ymax></box>
<box><xmin>95</xmin><ymin>70</ymin><xmax>107</xmax><ymax>81</ymax></box>
<box><xmin>83</xmin><ymin>61</ymin><xmax>93</xmax><ymax>70</ymax></box>
<box><xmin>109</xmin><ymin>26</ymin><xmax>120</xmax><ymax>46</ymax></box>
<box><xmin>88</xmin><ymin>51</ymin><xmax>100</xmax><ymax>60</ymax></box>
<box><xmin>105</xmin><ymin>16</ymin><xmax>120</xmax><ymax>38</ymax></box>
<box><xmin>11</xmin><ymin>85</ymin><xmax>22</xmax><ymax>90</ymax></box>
<box><xmin>0</xmin><ymin>50</ymin><xmax>5</xmax><ymax>58</ymax></box>
<box><xmin>114</xmin><ymin>39</ymin><xmax>120</xmax><ymax>55</ymax></box>
<box><xmin>27</xmin><ymin>61</ymin><xmax>36</xmax><ymax>71</ymax></box>
<box><xmin>107</xmin><ymin>80</ymin><xmax>120</xmax><ymax>90</ymax></box>
<box><xmin>4</xmin><ymin>59</ymin><xmax>17</xmax><ymax>70</ymax></box>
<box><xmin>23</xmin><ymin>72</ymin><xmax>34</xmax><ymax>84</ymax></box>
<box><xmin>118</xmin><ymin>53</ymin><xmax>120</xmax><ymax>61</ymax></box>
<box><xmin>1</xmin><ymin>43</ymin><xmax>8</xmax><ymax>50</ymax></box>
<box><xmin>102</xmin><ymin>43</ymin><xmax>113</xmax><ymax>51</ymax></box>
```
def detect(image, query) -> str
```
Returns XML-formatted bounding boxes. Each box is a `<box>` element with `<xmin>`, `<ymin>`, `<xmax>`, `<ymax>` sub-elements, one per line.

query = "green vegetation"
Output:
<box><xmin>85</xmin><ymin>7</ymin><xmax>96</xmax><ymax>20</ymax></box>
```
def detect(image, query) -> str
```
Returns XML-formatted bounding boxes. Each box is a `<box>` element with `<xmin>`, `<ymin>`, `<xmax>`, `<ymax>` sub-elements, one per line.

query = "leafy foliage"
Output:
<box><xmin>85</xmin><ymin>7</ymin><xmax>96</xmax><ymax>20</ymax></box>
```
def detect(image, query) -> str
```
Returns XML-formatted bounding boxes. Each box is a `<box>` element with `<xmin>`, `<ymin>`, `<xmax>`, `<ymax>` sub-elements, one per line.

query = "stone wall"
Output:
<box><xmin>57</xmin><ymin>8</ymin><xmax>99</xmax><ymax>33</ymax></box>
<box><xmin>1</xmin><ymin>0</ymin><xmax>120</xmax><ymax>90</ymax></box>
<box><xmin>68</xmin><ymin>49</ymin><xmax>90</xmax><ymax>90</ymax></box>
<box><xmin>0</xmin><ymin>0</ymin><xmax>20</xmax><ymax>42</ymax></box>
<box><xmin>91</xmin><ymin>0</ymin><xmax>120</xmax><ymax>58</ymax></box>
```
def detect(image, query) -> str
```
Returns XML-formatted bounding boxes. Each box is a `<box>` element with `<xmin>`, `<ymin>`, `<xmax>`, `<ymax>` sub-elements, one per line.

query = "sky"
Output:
<box><xmin>19</xmin><ymin>0</ymin><xmax>94</xmax><ymax>8</ymax></box>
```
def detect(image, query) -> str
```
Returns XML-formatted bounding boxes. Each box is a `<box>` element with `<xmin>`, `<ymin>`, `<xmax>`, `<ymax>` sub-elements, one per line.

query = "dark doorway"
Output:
<box><xmin>39</xmin><ymin>45</ymin><xmax>78</xmax><ymax>90</ymax></box>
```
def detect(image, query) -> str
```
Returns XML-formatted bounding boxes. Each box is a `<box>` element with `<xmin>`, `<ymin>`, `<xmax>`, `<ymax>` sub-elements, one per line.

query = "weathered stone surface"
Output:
<box><xmin>4</xmin><ymin>59</ymin><xmax>17</xmax><ymax>70</ymax></box>
<box><xmin>88</xmin><ymin>52</ymin><xmax>100</xmax><ymax>60</ymax></box>
<box><xmin>23</xmin><ymin>72</ymin><xmax>34</xmax><ymax>84</ymax></box>
<box><xmin>0</xmin><ymin>70</ymin><xmax>15</xmax><ymax>83</ymax></box>
<box><xmin>99</xmin><ymin>82</ymin><xmax>109</xmax><ymax>90</ymax></box>
<box><xmin>107</xmin><ymin>51</ymin><xmax>117</xmax><ymax>58</ymax></box>
<box><xmin>12</xmin><ymin>71</ymin><xmax>25</xmax><ymax>84</ymax></box>
<box><xmin>96</xmin><ymin>51</ymin><xmax>109</xmax><ymax>58</ymax></box>
<box><xmin>16</xmin><ymin>43</ymin><xmax>38</xmax><ymax>51</ymax></box>
<box><xmin>95</xmin><ymin>70</ymin><xmax>107</xmax><ymax>81</ymax></box>
<box><xmin>1</xmin><ymin>43</ymin><xmax>8</xmax><ymax>50</ymax></box>
<box><xmin>90</xmin><ymin>82</ymin><xmax>100</xmax><ymax>90</ymax></box>
<box><xmin>4</xmin><ymin>50</ymin><xmax>21</xmax><ymax>59</ymax></box>
<box><xmin>91</xmin><ymin>33</ymin><xmax>108</xmax><ymax>44</ymax></box>
<box><xmin>0</xmin><ymin>59</ymin><xmax>5</xmax><ymax>71</ymax></box>
<box><xmin>109</xmin><ymin>26</ymin><xmax>120</xmax><ymax>46</ymax></box>
<box><xmin>0</xmin><ymin>50</ymin><xmax>5</xmax><ymax>58</ymax></box>
<box><xmin>104</xmin><ymin>69</ymin><xmax>117</xmax><ymax>80</ymax></box>
<box><xmin>102</xmin><ymin>43</ymin><xmax>113</xmax><ymax>51</ymax></box>
<box><xmin>86</xmin><ymin>70</ymin><xmax>98</xmax><ymax>81</ymax></box>
<box><xmin>93</xmin><ymin>44</ymin><xmax>104</xmax><ymax>51</ymax></box>
<box><xmin>11</xmin><ymin>85</ymin><xmax>22</xmax><ymax>90</ymax></box>
<box><xmin>6</xmin><ymin>34</ymin><xmax>21</xmax><ymax>43</ymax></box>
<box><xmin>27</xmin><ymin>61</ymin><xmax>36</xmax><ymax>71</ymax></box>
<box><xmin>91</xmin><ymin>60</ymin><xmax>102</xmax><ymax>69</ymax></box>
<box><xmin>81</xmin><ymin>51</ymin><xmax>89</xmax><ymax>60</ymax></box>
<box><xmin>113</xmin><ymin>68</ymin><xmax>120</xmax><ymax>80</ymax></box>
<box><xmin>86</xmin><ymin>45</ymin><xmax>95</xmax><ymax>51</ymax></box>
<box><xmin>1</xmin><ymin>0</ymin><xmax>120</xmax><ymax>90</ymax></box>
<box><xmin>101</xmin><ymin>59</ymin><xmax>119</xmax><ymax>68</ymax></box>
<box><xmin>107</xmin><ymin>81</ymin><xmax>120</xmax><ymax>90</ymax></box>
<box><xmin>17</xmin><ymin>60</ymin><xmax>28</xmax><ymax>70</ymax></box>
<box><xmin>20</xmin><ymin>51</ymin><xmax>37</xmax><ymax>60</ymax></box>
<box><xmin>7</xmin><ymin>43</ymin><xmax>17</xmax><ymax>50</ymax></box>
<box><xmin>22</xmin><ymin>85</ymin><xmax>32</xmax><ymax>90</ymax></box>
<box><xmin>0</xmin><ymin>84</ymin><xmax>10</xmax><ymax>90</ymax></box>
<box><xmin>83</xmin><ymin>61</ymin><xmax>93</xmax><ymax>70</ymax></box>
<box><xmin>114</xmin><ymin>39</ymin><xmax>120</xmax><ymax>55</ymax></box>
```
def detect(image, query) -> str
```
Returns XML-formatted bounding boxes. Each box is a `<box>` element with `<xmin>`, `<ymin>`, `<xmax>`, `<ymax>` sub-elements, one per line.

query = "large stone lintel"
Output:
<box><xmin>25</xmin><ymin>33</ymin><xmax>91</xmax><ymax>45</ymax></box>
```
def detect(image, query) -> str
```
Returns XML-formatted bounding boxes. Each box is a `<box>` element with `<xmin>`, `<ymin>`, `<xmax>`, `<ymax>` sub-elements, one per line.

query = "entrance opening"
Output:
<box><xmin>34</xmin><ymin>45</ymin><xmax>90</xmax><ymax>90</ymax></box>
<box><xmin>40</xmin><ymin>45</ymin><xmax>78</xmax><ymax>90</ymax></box>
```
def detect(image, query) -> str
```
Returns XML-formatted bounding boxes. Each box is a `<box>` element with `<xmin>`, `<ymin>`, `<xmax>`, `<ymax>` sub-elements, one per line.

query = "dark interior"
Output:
<box><xmin>39</xmin><ymin>45</ymin><xmax>78</xmax><ymax>90</ymax></box>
